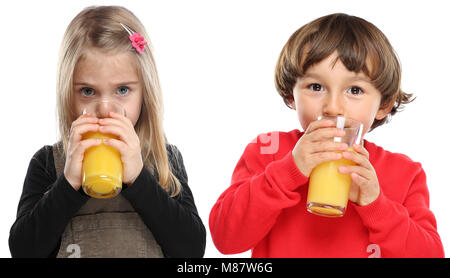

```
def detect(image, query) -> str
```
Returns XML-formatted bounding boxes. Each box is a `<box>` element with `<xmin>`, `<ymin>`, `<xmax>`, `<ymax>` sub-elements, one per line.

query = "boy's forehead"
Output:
<box><xmin>302</xmin><ymin>51</ymin><xmax>374</xmax><ymax>81</ymax></box>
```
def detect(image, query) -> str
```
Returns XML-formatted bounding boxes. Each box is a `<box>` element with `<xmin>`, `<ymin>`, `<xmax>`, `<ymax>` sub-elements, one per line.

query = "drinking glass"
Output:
<box><xmin>306</xmin><ymin>116</ymin><xmax>363</xmax><ymax>217</ymax></box>
<box><xmin>81</xmin><ymin>100</ymin><xmax>125</xmax><ymax>199</ymax></box>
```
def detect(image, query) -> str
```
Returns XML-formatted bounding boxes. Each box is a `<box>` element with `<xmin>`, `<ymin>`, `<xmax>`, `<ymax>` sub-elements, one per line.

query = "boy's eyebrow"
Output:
<box><xmin>73</xmin><ymin>81</ymin><xmax>140</xmax><ymax>86</ymax></box>
<box><xmin>348</xmin><ymin>76</ymin><xmax>372</xmax><ymax>83</ymax></box>
<box><xmin>302</xmin><ymin>73</ymin><xmax>371</xmax><ymax>83</ymax></box>
<box><xmin>302</xmin><ymin>73</ymin><xmax>321</xmax><ymax>79</ymax></box>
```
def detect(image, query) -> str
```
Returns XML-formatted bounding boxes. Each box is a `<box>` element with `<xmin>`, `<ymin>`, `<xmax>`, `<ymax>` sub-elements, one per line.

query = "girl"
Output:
<box><xmin>9</xmin><ymin>5</ymin><xmax>205</xmax><ymax>258</ymax></box>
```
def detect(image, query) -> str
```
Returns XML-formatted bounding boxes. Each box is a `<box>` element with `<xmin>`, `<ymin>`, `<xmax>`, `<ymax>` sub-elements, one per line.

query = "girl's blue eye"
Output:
<box><xmin>81</xmin><ymin>87</ymin><xmax>95</xmax><ymax>97</ymax></box>
<box><xmin>116</xmin><ymin>86</ymin><xmax>130</xmax><ymax>96</ymax></box>
<box><xmin>347</xmin><ymin>86</ymin><xmax>364</xmax><ymax>95</ymax></box>
<box><xmin>308</xmin><ymin>83</ymin><xmax>324</xmax><ymax>92</ymax></box>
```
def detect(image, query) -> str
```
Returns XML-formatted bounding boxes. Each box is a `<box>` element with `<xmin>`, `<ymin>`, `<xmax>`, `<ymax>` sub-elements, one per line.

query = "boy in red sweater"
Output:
<box><xmin>209</xmin><ymin>13</ymin><xmax>444</xmax><ymax>258</ymax></box>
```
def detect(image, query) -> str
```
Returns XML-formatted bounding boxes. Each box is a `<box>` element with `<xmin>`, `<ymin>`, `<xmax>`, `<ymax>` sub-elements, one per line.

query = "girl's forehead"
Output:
<box><xmin>75</xmin><ymin>48</ymin><xmax>138</xmax><ymax>76</ymax></box>
<box><xmin>81</xmin><ymin>47</ymin><xmax>135</xmax><ymax>63</ymax></box>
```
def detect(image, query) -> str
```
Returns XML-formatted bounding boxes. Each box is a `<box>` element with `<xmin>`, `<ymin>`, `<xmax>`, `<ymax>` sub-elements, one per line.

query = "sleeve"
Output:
<box><xmin>9</xmin><ymin>146</ymin><xmax>89</xmax><ymax>258</ymax></box>
<box><xmin>209</xmin><ymin>136</ymin><xmax>309</xmax><ymax>254</ymax></box>
<box><xmin>353</xmin><ymin>164</ymin><xmax>445</xmax><ymax>258</ymax></box>
<box><xmin>121</xmin><ymin>145</ymin><xmax>206</xmax><ymax>258</ymax></box>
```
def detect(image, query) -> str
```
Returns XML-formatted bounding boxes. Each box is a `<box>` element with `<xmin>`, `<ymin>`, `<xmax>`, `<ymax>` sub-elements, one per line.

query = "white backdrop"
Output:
<box><xmin>0</xmin><ymin>0</ymin><xmax>449</xmax><ymax>258</ymax></box>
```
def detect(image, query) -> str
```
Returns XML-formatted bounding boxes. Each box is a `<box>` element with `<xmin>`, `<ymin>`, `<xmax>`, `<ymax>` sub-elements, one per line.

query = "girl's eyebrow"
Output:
<box><xmin>73</xmin><ymin>81</ymin><xmax>140</xmax><ymax>86</ymax></box>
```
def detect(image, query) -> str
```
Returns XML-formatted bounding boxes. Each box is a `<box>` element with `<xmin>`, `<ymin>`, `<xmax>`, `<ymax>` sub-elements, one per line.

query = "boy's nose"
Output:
<box><xmin>322</xmin><ymin>93</ymin><xmax>345</xmax><ymax>117</ymax></box>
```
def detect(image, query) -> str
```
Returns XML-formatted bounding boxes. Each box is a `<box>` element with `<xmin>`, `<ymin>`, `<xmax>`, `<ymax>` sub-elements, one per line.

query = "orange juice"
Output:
<box><xmin>306</xmin><ymin>149</ymin><xmax>355</xmax><ymax>217</ymax></box>
<box><xmin>82</xmin><ymin>131</ymin><xmax>123</xmax><ymax>199</ymax></box>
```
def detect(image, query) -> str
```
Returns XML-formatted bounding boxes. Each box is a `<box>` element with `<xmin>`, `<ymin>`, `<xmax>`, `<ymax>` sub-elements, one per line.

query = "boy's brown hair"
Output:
<box><xmin>274</xmin><ymin>13</ymin><xmax>414</xmax><ymax>130</ymax></box>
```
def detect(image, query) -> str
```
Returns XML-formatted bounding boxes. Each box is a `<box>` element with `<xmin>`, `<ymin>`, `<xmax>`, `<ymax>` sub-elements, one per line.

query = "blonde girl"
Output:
<box><xmin>9</xmin><ymin>5</ymin><xmax>205</xmax><ymax>258</ymax></box>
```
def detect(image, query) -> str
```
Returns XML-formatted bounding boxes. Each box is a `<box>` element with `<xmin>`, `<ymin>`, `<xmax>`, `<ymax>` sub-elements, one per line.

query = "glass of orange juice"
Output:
<box><xmin>81</xmin><ymin>100</ymin><xmax>125</xmax><ymax>199</ymax></box>
<box><xmin>306</xmin><ymin>116</ymin><xmax>363</xmax><ymax>217</ymax></box>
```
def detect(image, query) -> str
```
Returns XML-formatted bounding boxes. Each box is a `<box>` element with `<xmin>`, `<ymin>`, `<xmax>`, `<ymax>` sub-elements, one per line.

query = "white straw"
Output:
<box><xmin>334</xmin><ymin>116</ymin><xmax>345</xmax><ymax>143</ymax></box>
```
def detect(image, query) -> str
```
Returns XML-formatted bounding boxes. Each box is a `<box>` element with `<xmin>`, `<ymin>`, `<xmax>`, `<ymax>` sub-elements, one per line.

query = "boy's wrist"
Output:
<box><xmin>265</xmin><ymin>150</ymin><xmax>309</xmax><ymax>192</ymax></box>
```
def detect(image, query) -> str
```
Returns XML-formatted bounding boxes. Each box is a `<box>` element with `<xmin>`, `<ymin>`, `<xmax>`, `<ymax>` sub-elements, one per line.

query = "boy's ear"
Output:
<box><xmin>375</xmin><ymin>97</ymin><xmax>396</xmax><ymax>120</ymax></box>
<box><xmin>288</xmin><ymin>97</ymin><xmax>296</xmax><ymax>110</ymax></box>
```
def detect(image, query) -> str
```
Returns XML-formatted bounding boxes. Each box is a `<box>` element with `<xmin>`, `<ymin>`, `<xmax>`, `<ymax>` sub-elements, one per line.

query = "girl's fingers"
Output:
<box><xmin>103</xmin><ymin>138</ymin><xmax>127</xmax><ymax>154</ymax></box>
<box><xmin>109</xmin><ymin>111</ymin><xmax>134</xmax><ymax>127</ymax></box>
<box><xmin>69</xmin><ymin>123</ymin><xmax>99</xmax><ymax>143</ymax></box>
<box><xmin>72</xmin><ymin>113</ymin><xmax>99</xmax><ymax>127</ymax></box>
<box><xmin>98</xmin><ymin>117</ymin><xmax>127</xmax><ymax>129</ymax></box>
<box><xmin>69</xmin><ymin>138</ymin><xmax>102</xmax><ymax>161</ymax></box>
<box><xmin>98</xmin><ymin>125</ymin><xmax>130</xmax><ymax>143</ymax></box>
<box><xmin>98</xmin><ymin>112</ymin><xmax>133</xmax><ymax>130</ymax></box>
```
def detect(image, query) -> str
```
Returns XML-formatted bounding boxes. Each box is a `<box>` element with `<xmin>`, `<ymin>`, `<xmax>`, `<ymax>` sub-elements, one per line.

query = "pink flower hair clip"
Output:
<box><xmin>120</xmin><ymin>23</ymin><xmax>147</xmax><ymax>55</ymax></box>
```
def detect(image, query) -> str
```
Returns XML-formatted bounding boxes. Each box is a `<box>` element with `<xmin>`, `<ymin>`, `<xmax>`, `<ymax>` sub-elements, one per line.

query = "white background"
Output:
<box><xmin>0</xmin><ymin>0</ymin><xmax>449</xmax><ymax>258</ymax></box>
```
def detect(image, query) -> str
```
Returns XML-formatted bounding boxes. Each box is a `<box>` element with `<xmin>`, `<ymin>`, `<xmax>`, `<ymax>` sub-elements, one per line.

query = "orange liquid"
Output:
<box><xmin>306</xmin><ymin>149</ymin><xmax>355</xmax><ymax>217</ymax></box>
<box><xmin>81</xmin><ymin>131</ymin><xmax>123</xmax><ymax>199</ymax></box>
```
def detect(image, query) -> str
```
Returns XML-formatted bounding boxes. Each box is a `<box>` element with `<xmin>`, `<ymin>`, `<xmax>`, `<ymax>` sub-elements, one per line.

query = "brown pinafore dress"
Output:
<box><xmin>52</xmin><ymin>141</ymin><xmax>164</xmax><ymax>258</ymax></box>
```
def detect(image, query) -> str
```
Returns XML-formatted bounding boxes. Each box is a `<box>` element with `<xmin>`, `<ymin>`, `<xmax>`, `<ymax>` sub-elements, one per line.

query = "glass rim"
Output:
<box><xmin>81</xmin><ymin>100</ymin><xmax>126</xmax><ymax>117</ymax></box>
<box><xmin>317</xmin><ymin>115</ymin><xmax>362</xmax><ymax>128</ymax></box>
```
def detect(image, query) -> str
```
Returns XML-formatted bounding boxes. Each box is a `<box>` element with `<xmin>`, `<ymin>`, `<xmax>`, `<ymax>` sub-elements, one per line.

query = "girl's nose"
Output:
<box><xmin>322</xmin><ymin>92</ymin><xmax>345</xmax><ymax>117</ymax></box>
<box><xmin>96</xmin><ymin>100</ymin><xmax>112</xmax><ymax>118</ymax></box>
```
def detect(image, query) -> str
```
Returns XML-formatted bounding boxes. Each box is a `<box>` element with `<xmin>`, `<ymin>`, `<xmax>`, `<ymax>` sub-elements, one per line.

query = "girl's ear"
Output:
<box><xmin>375</xmin><ymin>97</ymin><xmax>396</xmax><ymax>120</ymax></box>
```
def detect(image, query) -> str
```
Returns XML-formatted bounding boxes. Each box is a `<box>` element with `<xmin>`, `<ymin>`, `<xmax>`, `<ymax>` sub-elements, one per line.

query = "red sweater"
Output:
<box><xmin>209</xmin><ymin>129</ymin><xmax>444</xmax><ymax>258</ymax></box>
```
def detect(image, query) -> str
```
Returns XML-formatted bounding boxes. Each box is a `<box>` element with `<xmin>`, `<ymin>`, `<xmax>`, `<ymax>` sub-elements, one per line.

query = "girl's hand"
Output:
<box><xmin>64</xmin><ymin>113</ymin><xmax>101</xmax><ymax>191</ymax></box>
<box><xmin>98</xmin><ymin>111</ymin><xmax>143</xmax><ymax>185</ymax></box>
<box><xmin>338</xmin><ymin>143</ymin><xmax>380</xmax><ymax>206</ymax></box>
<box><xmin>292</xmin><ymin>118</ymin><xmax>349</xmax><ymax>177</ymax></box>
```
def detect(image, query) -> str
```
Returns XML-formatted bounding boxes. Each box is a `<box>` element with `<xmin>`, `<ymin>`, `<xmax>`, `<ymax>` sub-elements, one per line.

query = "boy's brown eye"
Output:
<box><xmin>308</xmin><ymin>83</ymin><xmax>323</xmax><ymax>91</ymax></box>
<box><xmin>348</xmin><ymin>86</ymin><xmax>364</xmax><ymax>95</ymax></box>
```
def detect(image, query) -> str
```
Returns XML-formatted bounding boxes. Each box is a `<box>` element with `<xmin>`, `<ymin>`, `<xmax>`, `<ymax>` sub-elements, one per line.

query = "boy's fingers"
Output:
<box><xmin>310</xmin><ymin>141</ymin><xmax>348</xmax><ymax>153</ymax></box>
<box><xmin>312</xmin><ymin>151</ymin><xmax>343</xmax><ymax>165</ymax></box>
<box><xmin>304</xmin><ymin>118</ymin><xmax>336</xmax><ymax>134</ymax></box>
<box><xmin>338</xmin><ymin>165</ymin><xmax>371</xmax><ymax>179</ymax></box>
<box><xmin>342</xmin><ymin>151</ymin><xmax>370</xmax><ymax>168</ymax></box>
<box><xmin>309</xmin><ymin>127</ymin><xmax>345</xmax><ymax>142</ymax></box>
<box><xmin>353</xmin><ymin>143</ymin><xmax>369</xmax><ymax>158</ymax></box>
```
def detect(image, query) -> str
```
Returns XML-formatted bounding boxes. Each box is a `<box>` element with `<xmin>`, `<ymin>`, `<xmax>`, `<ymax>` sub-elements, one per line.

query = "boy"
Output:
<box><xmin>209</xmin><ymin>13</ymin><xmax>444</xmax><ymax>257</ymax></box>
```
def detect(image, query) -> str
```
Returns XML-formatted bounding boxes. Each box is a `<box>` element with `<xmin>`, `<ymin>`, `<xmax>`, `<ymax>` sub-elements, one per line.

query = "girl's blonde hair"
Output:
<box><xmin>56</xmin><ymin>5</ymin><xmax>181</xmax><ymax>196</ymax></box>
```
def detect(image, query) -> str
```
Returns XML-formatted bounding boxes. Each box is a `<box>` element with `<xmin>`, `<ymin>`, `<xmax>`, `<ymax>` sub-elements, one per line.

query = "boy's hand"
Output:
<box><xmin>292</xmin><ymin>118</ymin><xmax>349</xmax><ymax>177</ymax></box>
<box><xmin>338</xmin><ymin>143</ymin><xmax>380</xmax><ymax>206</ymax></box>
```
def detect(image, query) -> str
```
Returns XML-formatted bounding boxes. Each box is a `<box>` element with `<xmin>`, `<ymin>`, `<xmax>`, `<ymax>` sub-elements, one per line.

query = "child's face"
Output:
<box><xmin>72</xmin><ymin>48</ymin><xmax>143</xmax><ymax>126</ymax></box>
<box><xmin>290</xmin><ymin>51</ymin><xmax>392</xmax><ymax>135</ymax></box>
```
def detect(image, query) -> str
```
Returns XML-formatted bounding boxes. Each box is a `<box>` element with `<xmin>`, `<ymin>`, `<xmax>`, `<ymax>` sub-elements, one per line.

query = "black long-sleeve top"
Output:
<box><xmin>9</xmin><ymin>144</ymin><xmax>206</xmax><ymax>258</ymax></box>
